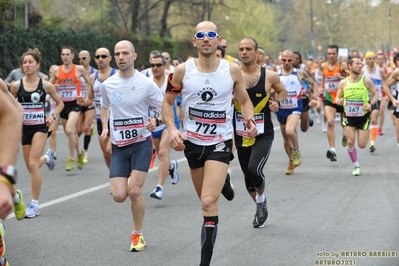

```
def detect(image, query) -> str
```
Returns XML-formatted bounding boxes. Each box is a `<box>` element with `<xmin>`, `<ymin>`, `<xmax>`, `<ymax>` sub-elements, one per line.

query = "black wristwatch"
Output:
<box><xmin>51</xmin><ymin>113</ymin><xmax>57</xmax><ymax>120</ymax></box>
<box><xmin>277</xmin><ymin>101</ymin><xmax>282</xmax><ymax>107</ymax></box>
<box><xmin>0</xmin><ymin>165</ymin><xmax>17</xmax><ymax>184</ymax></box>
<box><xmin>155</xmin><ymin>117</ymin><xmax>163</xmax><ymax>126</ymax></box>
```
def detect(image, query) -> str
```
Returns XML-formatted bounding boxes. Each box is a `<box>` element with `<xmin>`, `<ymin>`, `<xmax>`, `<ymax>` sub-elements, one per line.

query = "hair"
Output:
<box><xmin>241</xmin><ymin>37</ymin><xmax>258</xmax><ymax>50</ymax></box>
<box><xmin>62</xmin><ymin>46</ymin><xmax>74</xmax><ymax>54</ymax></box>
<box><xmin>347</xmin><ymin>55</ymin><xmax>360</xmax><ymax>66</ymax></box>
<box><xmin>173</xmin><ymin>57</ymin><xmax>183</xmax><ymax>63</ymax></box>
<box><xmin>152</xmin><ymin>54</ymin><xmax>166</xmax><ymax>65</ymax></box>
<box><xmin>22</xmin><ymin>48</ymin><xmax>42</xmax><ymax>64</ymax></box>
<box><xmin>394</xmin><ymin>53</ymin><xmax>399</xmax><ymax>67</ymax></box>
<box><xmin>293</xmin><ymin>51</ymin><xmax>302</xmax><ymax>64</ymax></box>
<box><xmin>327</xmin><ymin>44</ymin><xmax>339</xmax><ymax>53</ymax></box>
<box><xmin>217</xmin><ymin>45</ymin><xmax>226</xmax><ymax>58</ymax></box>
<box><xmin>150</xmin><ymin>50</ymin><xmax>160</xmax><ymax>57</ymax></box>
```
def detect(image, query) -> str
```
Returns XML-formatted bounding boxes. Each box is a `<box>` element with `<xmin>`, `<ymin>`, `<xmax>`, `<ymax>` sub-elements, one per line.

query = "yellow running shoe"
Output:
<box><xmin>285</xmin><ymin>161</ymin><xmax>295</xmax><ymax>175</ymax></box>
<box><xmin>0</xmin><ymin>223</ymin><xmax>5</xmax><ymax>258</ymax></box>
<box><xmin>130</xmin><ymin>233</ymin><xmax>146</xmax><ymax>252</ymax></box>
<box><xmin>13</xmin><ymin>189</ymin><xmax>26</xmax><ymax>221</ymax></box>
<box><xmin>83</xmin><ymin>155</ymin><xmax>88</xmax><ymax>164</ymax></box>
<box><xmin>77</xmin><ymin>150</ymin><xmax>84</xmax><ymax>169</ymax></box>
<box><xmin>66</xmin><ymin>159</ymin><xmax>75</xmax><ymax>171</ymax></box>
<box><xmin>292</xmin><ymin>149</ymin><xmax>302</xmax><ymax>166</ymax></box>
<box><xmin>91</xmin><ymin>121</ymin><xmax>96</xmax><ymax>136</ymax></box>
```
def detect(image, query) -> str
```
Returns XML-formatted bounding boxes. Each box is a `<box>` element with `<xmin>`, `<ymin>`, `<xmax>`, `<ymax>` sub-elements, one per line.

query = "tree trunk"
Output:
<box><xmin>159</xmin><ymin>0</ymin><xmax>173</xmax><ymax>38</ymax></box>
<box><xmin>130</xmin><ymin>0</ymin><xmax>141</xmax><ymax>34</ymax></box>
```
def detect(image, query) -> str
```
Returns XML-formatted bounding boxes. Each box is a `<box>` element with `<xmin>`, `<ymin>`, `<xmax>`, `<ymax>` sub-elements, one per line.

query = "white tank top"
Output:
<box><xmin>182</xmin><ymin>58</ymin><xmax>234</xmax><ymax>146</ymax></box>
<box><xmin>278</xmin><ymin>69</ymin><xmax>302</xmax><ymax>109</ymax></box>
<box><xmin>315</xmin><ymin>69</ymin><xmax>323</xmax><ymax>87</ymax></box>
<box><xmin>101</xmin><ymin>71</ymin><xmax>164</xmax><ymax>146</ymax></box>
<box><xmin>150</xmin><ymin>75</ymin><xmax>167</xmax><ymax>132</ymax></box>
<box><xmin>363</xmin><ymin>66</ymin><xmax>382</xmax><ymax>100</ymax></box>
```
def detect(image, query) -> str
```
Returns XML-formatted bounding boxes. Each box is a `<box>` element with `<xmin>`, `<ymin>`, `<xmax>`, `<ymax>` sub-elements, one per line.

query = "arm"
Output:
<box><xmin>44</xmin><ymin>81</ymin><xmax>64</xmax><ymax>124</ymax></box>
<box><xmin>382</xmin><ymin>70</ymin><xmax>398</xmax><ymax>107</ymax></box>
<box><xmin>100</xmin><ymin>83</ymin><xmax>110</xmax><ymax>141</ymax></box>
<box><xmin>364</xmin><ymin>77</ymin><xmax>378</xmax><ymax>111</ymax></box>
<box><xmin>301</xmin><ymin>70</ymin><xmax>319</xmax><ymax>107</ymax></box>
<box><xmin>162</xmin><ymin>64</ymin><xmax>186</xmax><ymax>151</ymax></box>
<box><xmin>266</xmin><ymin>70</ymin><xmax>286</xmax><ymax>113</ymax></box>
<box><xmin>77</xmin><ymin>73</ymin><xmax>95</xmax><ymax>106</ymax></box>
<box><xmin>335</xmin><ymin>79</ymin><xmax>346</xmax><ymax>105</ymax></box>
<box><xmin>340</xmin><ymin>62</ymin><xmax>350</xmax><ymax>77</ymax></box>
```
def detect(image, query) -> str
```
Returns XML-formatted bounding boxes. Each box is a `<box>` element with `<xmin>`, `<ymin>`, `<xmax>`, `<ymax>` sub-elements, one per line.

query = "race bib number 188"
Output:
<box><xmin>113</xmin><ymin>117</ymin><xmax>146</xmax><ymax>147</ymax></box>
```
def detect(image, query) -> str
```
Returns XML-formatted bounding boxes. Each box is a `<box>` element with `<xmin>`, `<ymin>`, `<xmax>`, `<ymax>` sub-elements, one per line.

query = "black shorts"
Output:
<box><xmin>96</xmin><ymin>119</ymin><xmax>110</xmax><ymax>136</ymax></box>
<box><xmin>324</xmin><ymin>100</ymin><xmax>344</xmax><ymax>113</ymax></box>
<box><xmin>82</xmin><ymin>105</ymin><xmax>95</xmax><ymax>113</ymax></box>
<box><xmin>342</xmin><ymin>114</ymin><xmax>370</xmax><ymax>130</ymax></box>
<box><xmin>22</xmin><ymin>124</ymin><xmax>49</xmax><ymax>145</ymax></box>
<box><xmin>183</xmin><ymin>139</ymin><xmax>232</xmax><ymax>169</ymax></box>
<box><xmin>302</xmin><ymin>97</ymin><xmax>310</xmax><ymax>112</ymax></box>
<box><xmin>371</xmin><ymin>100</ymin><xmax>381</xmax><ymax>111</ymax></box>
<box><xmin>60</xmin><ymin>100</ymin><xmax>82</xmax><ymax>120</ymax></box>
<box><xmin>394</xmin><ymin>110</ymin><xmax>399</xmax><ymax>119</ymax></box>
<box><xmin>388</xmin><ymin>101</ymin><xmax>395</xmax><ymax>111</ymax></box>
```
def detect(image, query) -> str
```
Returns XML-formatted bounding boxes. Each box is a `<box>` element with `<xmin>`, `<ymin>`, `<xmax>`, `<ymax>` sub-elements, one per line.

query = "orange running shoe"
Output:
<box><xmin>130</xmin><ymin>233</ymin><xmax>146</xmax><ymax>252</ymax></box>
<box><xmin>149</xmin><ymin>148</ymin><xmax>156</xmax><ymax>168</ymax></box>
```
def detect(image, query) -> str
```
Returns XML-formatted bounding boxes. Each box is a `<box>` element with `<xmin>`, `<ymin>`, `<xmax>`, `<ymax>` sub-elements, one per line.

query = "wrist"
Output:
<box><xmin>51</xmin><ymin>113</ymin><xmax>57</xmax><ymax>120</ymax></box>
<box><xmin>0</xmin><ymin>165</ymin><xmax>17</xmax><ymax>191</ymax></box>
<box><xmin>313</xmin><ymin>96</ymin><xmax>318</xmax><ymax>100</ymax></box>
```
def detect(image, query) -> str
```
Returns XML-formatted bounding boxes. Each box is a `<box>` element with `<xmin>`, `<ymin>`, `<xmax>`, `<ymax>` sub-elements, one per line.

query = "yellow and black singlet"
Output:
<box><xmin>233</xmin><ymin>67</ymin><xmax>274</xmax><ymax>147</ymax></box>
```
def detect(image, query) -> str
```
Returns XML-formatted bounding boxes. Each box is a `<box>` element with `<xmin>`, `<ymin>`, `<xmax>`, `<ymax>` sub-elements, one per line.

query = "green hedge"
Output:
<box><xmin>0</xmin><ymin>28</ymin><xmax>188</xmax><ymax>79</ymax></box>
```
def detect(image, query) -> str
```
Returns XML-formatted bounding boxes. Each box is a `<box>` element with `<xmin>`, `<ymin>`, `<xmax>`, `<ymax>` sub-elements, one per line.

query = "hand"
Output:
<box><xmin>169</xmin><ymin>128</ymin><xmax>186</xmax><ymax>151</ymax></box>
<box><xmin>45</xmin><ymin>116</ymin><xmax>54</xmax><ymax>127</ymax></box>
<box><xmin>364</xmin><ymin>103</ymin><xmax>372</xmax><ymax>112</ymax></box>
<box><xmin>309</xmin><ymin>99</ymin><xmax>317</xmax><ymax>108</ymax></box>
<box><xmin>100</xmin><ymin>129</ymin><xmax>109</xmax><ymax>142</ymax></box>
<box><xmin>146</xmin><ymin>118</ymin><xmax>156</xmax><ymax>132</ymax></box>
<box><xmin>269</xmin><ymin>100</ymin><xmax>279</xmax><ymax>113</ymax></box>
<box><xmin>336</xmin><ymin>98</ymin><xmax>343</xmax><ymax>106</ymax></box>
<box><xmin>76</xmin><ymin>96</ymin><xmax>85</xmax><ymax>106</ymax></box>
<box><xmin>0</xmin><ymin>182</ymin><xmax>13</xmax><ymax>220</ymax></box>
<box><xmin>393</xmin><ymin>99</ymin><xmax>399</xmax><ymax>108</ymax></box>
<box><xmin>245</xmin><ymin>119</ymin><xmax>258</xmax><ymax>138</ymax></box>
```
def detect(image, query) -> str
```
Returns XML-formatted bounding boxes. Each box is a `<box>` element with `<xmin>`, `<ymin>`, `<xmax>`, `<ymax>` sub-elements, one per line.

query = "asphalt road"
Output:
<box><xmin>3</xmin><ymin>116</ymin><xmax>399</xmax><ymax>266</ymax></box>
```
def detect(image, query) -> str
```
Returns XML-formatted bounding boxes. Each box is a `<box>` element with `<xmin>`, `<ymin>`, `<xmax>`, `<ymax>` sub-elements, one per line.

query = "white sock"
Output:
<box><xmin>31</xmin><ymin>200</ymin><xmax>39</xmax><ymax>206</ymax></box>
<box><xmin>44</xmin><ymin>154</ymin><xmax>50</xmax><ymax>163</ymax></box>
<box><xmin>354</xmin><ymin>162</ymin><xmax>360</xmax><ymax>168</ymax></box>
<box><xmin>256</xmin><ymin>193</ymin><xmax>265</xmax><ymax>203</ymax></box>
<box><xmin>330</xmin><ymin>147</ymin><xmax>336</xmax><ymax>153</ymax></box>
<box><xmin>133</xmin><ymin>230</ymin><xmax>143</xmax><ymax>235</ymax></box>
<box><xmin>12</xmin><ymin>192</ymin><xmax>20</xmax><ymax>204</ymax></box>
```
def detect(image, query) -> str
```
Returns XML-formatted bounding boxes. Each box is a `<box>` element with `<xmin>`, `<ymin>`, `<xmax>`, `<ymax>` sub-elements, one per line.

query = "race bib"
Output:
<box><xmin>281</xmin><ymin>91</ymin><xmax>298</xmax><ymax>109</ymax></box>
<box><xmin>58</xmin><ymin>84</ymin><xmax>77</xmax><ymax>101</ymax></box>
<box><xmin>185</xmin><ymin>107</ymin><xmax>226</xmax><ymax>142</ymax></box>
<box><xmin>112</xmin><ymin>117</ymin><xmax>146</xmax><ymax>147</ymax></box>
<box><xmin>22</xmin><ymin>102</ymin><xmax>45</xmax><ymax>125</ymax></box>
<box><xmin>235</xmin><ymin>112</ymin><xmax>264</xmax><ymax>137</ymax></box>
<box><xmin>325</xmin><ymin>77</ymin><xmax>340</xmax><ymax>93</ymax></box>
<box><xmin>345</xmin><ymin>100</ymin><xmax>364</xmax><ymax>117</ymax></box>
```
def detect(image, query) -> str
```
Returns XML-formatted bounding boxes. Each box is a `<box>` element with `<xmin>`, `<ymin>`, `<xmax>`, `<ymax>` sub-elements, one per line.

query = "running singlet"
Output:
<box><xmin>57</xmin><ymin>64</ymin><xmax>81</xmax><ymax>102</ymax></box>
<box><xmin>101</xmin><ymin>71</ymin><xmax>164</xmax><ymax>147</ymax></box>
<box><xmin>323</xmin><ymin>63</ymin><xmax>342</xmax><ymax>104</ymax></box>
<box><xmin>278</xmin><ymin>68</ymin><xmax>302</xmax><ymax>109</ymax></box>
<box><xmin>93</xmin><ymin>68</ymin><xmax>116</xmax><ymax>121</ymax></box>
<box><xmin>181</xmin><ymin>58</ymin><xmax>234</xmax><ymax>146</ymax></box>
<box><xmin>234</xmin><ymin>67</ymin><xmax>273</xmax><ymax>147</ymax></box>
<box><xmin>17</xmin><ymin>79</ymin><xmax>47</xmax><ymax>126</ymax></box>
<box><xmin>342</xmin><ymin>76</ymin><xmax>369</xmax><ymax>117</ymax></box>
<box><xmin>80</xmin><ymin>66</ymin><xmax>96</xmax><ymax>98</ymax></box>
<box><xmin>149</xmin><ymin>75</ymin><xmax>168</xmax><ymax>132</ymax></box>
<box><xmin>363</xmin><ymin>66</ymin><xmax>382</xmax><ymax>100</ymax></box>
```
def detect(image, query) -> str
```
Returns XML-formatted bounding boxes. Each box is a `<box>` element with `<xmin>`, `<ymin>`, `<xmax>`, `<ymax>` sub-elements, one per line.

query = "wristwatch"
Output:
<box><xmin>0</xmin><ymin>165</ymin><xmax>17</xmax><ymax>184</ymax></box>
<box><xmin>313</xmin><ymin>96</ymin><xmax>318</xmax><ymax>100</ymax></box>
<box><xmin>155</xmin><ymin>117</ymin><xmax>163</xmax><ymax>126</ymax></box>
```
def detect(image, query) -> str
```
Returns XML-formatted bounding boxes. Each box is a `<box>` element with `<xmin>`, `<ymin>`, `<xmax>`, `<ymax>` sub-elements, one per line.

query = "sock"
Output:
<box><xmin>256</xmin><ymin>193</ymin><xmax>265</xmax><ymax>204</ymax></box>
<box><xmin>44</xmin><ymin>154</ymin><xmax>50</xmax><ymax>164</ymax></box>
<box><xmin>169</xmin><ymin>161</ymin><xmax>174</xmax><ymax>171</ymax></box>
<box><xmin>330</xmin><ymin>147</ymin><xmax>336</xmax><ymax>153</ymax></box>
<box><xmin>0</xmin><ymin>258</ymin><xmax>5</xmax><ymax>265</ymax></box>
<box><xmin>84</xmin><ymin>135</ymin><xmax>91</xmax><ymax>150</ymax></box>
<box><xmin>370</xmin><ymin>125</ymin><xmax>378</xmax><ymax>142</ymax></box>
<box><xmin>354</xmin><ymin>161</ymin><xmax>360</xmax><ymax>168</ymax></box>
<box><xmin>347</xmin><ymin>147</ymin><xmax>358</xmax><ymax>163</ymax></box>
<box><xmin>12</xmin><ymin>192</ymin><xmax>20</xmax><ymax>204</ymax></box>
<box><xmin>31</xmin><ymin>200</ymin><xmax>39</xmax><ymax>206</ymax></box>
<box><xmin>200</xmin><ymin>216</ymin><xmax>218</xmax><ymax>266</ymax></box>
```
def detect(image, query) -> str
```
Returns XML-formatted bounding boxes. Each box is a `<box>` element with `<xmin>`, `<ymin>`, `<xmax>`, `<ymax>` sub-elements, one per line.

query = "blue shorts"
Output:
<box><xmin>151</xmin><ymin>127</ymin><xmax>166</xmax><ymax>139</ymax></box>
<box><xmin>276</xmin><ymin>102</ymin><xmax>303</xmax><ymax>125</ymax></box>
<box><xmin>176</xmin><ymin>95</ymin><xmax>182</xmax><ymax>106</ymax></box>
<box><xmin>109</xmin><ymin>136</ymin><xmax>152</xmax><ymax>178</ymax></box>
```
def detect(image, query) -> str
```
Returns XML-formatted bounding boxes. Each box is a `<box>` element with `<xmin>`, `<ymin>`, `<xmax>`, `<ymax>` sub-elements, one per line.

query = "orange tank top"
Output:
<box><xmin>323</xmin><ymin>63</ymin><xmax>342</xmax><ymax>103</ymax></box>
<box><xmin>57</xmin><ymin>64</ymin><xmax>81</xmax><ymax>102</ymax></box>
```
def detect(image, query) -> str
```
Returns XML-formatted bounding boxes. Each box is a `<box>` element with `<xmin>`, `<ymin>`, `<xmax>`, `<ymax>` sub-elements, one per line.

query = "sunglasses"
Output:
<box><xmin>281</xmin><ymin>59</ymin><xmax>293</xmax><ymax>62</ymax></box>
<box><xmin>151</xmin><ymin>63</ymin><xmax>164</xmax><ymax>68</ymax></box>
<box><xmin>95</xmin><ymin>55</ymin><xmax>108</xmax><ymax>59</ymax></box>
<box><xmin>78</xmin><ymin>57</ymin><xmax>87</xmax><ymax>61</ymax></box>
<box><xmin>194</xmin><ymin>31</ymin><xmax>219</xmax><ymax>40</ymax></box>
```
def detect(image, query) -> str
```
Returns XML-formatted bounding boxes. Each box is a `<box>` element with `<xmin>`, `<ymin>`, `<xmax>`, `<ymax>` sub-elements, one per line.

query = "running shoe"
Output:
<box><xmin>378</xmin><ymin>128</ymin><xmax>384</xmax><ymax>135</ymax></box>
<box><xmin>221</xmin><ymin>169</ymin><xmax>235</xmax><ymax>201</ymax></box>
<box><xmin>322</xmin><ymin>122</ymin><xmax>327</xmax><ymax>133</ymax></box>
<box><xmin>0</xmin><ymin>259</ymin><xmax>10</xmax><ymax>266</ymax></box>
<box><xmin>53</xmin><ymin>151</ymin><xmax>57</xmax><ymax>161</ymax></box>
<box><xmin>292</xmin><ymin>150</ymin><xmax>302</xmax><ymax>166</ymax></box>
<box><xmin>14</xmin><ymin>189</ymin><xmax>26</xmax><ymax>221</ymax></box>
<box><xmin>149</xmin><ymin>149</ymin><xmax>156</xmax><ymax>168</ymax></box>
<box><xmin>77</xmin><ymin>150</ymin><xmax>85</xmax><ymax>169</ymax></box>
<box><xmin>150</xmin><ymin>185</ymin><xmax>163</xmax><ymax>200</ymax></box>
<box><xmin>285</xmin><ymin>161</ymin><xmax>295</xmax><ymax>175</ymax></box>
<box><xmin>168</xmin><ymin>160</ymin><xmax>179</xmax><ymax>185</ymax></box>
<box><xmin>352</xmin><ymin>166</ymin><xmax>361</xmax><ymax>176</ymax></box>
<box><xmin>326</xmin><ymin>149</ymin><xmax>337</xmax><ymax>162</ymax></box>
<box><xmin>253</xmin><ymin>199</ymin><xmax>268</xmax><ymax>228</ymax></box>
<box><xmin>130</xmin><ymin>233</ymin><xmax>146</xmax><ymax>252</ymax></box>
<box><xmin>83</xmin><ymin>154</ymin><xmax>88</xmax><ymax>164</ymax></box>
<box><xmin>91</xmin><ymin>121</ymin><xmax>96</xmax><ymax>136</ymax></box>
<box><xmin>45</xmin><ymin>149</ymin><xmax>56</xmax><ymax>171</ymax></box>
<box><xmin>0</xmin><ymin>223</ymin><xmax>5</xmax><ymax>258</ymax></box>
<box><xmin>369</xmin><ymin>145</ymin><xmax>376</xmax><ymax>153</ymax></box>
<box><xmin>309</xmin><ymin>118</ymin><xmax>314</xmax><ymax>127</ymax></box>
<box><xmin>66</xmin><ymin>159</ymin><xmax>75</xmax><ymax>171</ymax></box>
<box><xmin>25</xmin><ymin>203</ymin><xmax>39</xmax><ymax>218</ymax></box>
<box><xmin>341</xmin><ymin>133</ymin><xmax>347</xmax><ymax>147</ymax></box>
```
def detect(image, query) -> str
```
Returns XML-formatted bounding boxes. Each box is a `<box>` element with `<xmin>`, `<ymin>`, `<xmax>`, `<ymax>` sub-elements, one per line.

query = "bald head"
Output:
<box><xmin>115</xmin><ymin>40</ymin><xmax>135</xmax><ymax>54</ymax></box>
<box><xmin>195</xmin><ymin>21</ymin><xmax>218</xmax><ymax>34</ymax></box>
<box><xmin>95</xmin><ymin>47</ymin><xmax>110</xmax><ymax>56</ymax></box>
<box><xmin>282</xmin><ymin>50</ymin><xmax>294</xmax><ymax>58</ymax></box>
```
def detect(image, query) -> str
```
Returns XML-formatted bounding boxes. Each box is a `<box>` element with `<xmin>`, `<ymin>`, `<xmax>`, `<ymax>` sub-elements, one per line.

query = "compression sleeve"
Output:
<box><xmin>165</xmin><ymin>73</ymin><xmax>182</xmax><ymax>95</ymax></box>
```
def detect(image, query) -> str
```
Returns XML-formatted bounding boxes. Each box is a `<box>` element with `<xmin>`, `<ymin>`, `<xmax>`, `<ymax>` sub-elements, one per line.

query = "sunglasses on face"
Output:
<box><xmin>281</xmin><ymin>59</ymin><xmax>293</xmax><ymax>62</ymax></box>
<box><xmin>78</xmin><ymin>57</ymin><xmax>87</xmax><ymax>61</ymax></box>
<box><xmin>95</xmin><ymin>55</ymin><xmax>108</xmax><ymax>59</ymax></box>
<box><xmin>194</xmin><ymin>31</ymin><xmax>219</xmax><ymax>40</ymax></box>
<box><xmin>151</xmin><ymin>63</ymin><xmax>164</xmax><ymax>68</ymax></box>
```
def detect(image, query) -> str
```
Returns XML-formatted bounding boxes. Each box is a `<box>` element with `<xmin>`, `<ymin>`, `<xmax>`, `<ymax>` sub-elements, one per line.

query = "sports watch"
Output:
<box><xmin>0</xmin><ymin>165</ymin><xmax>17</xmax><ymax>184</ymax></box>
